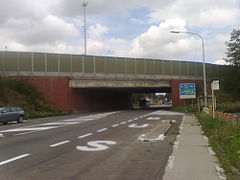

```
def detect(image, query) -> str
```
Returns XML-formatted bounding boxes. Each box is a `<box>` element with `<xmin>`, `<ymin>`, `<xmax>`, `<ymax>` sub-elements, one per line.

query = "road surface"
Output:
<box><xmin>0</xmin><ymin>109</ymin><xmax>183</xmax><ymax>180</ymax></box>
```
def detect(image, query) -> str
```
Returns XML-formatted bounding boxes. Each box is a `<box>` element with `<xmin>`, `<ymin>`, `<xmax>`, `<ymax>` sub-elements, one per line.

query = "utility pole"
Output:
<box><xmin>82</xmin><ymin>1</ymin><xmax>88</xmax><ymax>55</ymax></box>
<box><xmin>170</xmin><ymin>31</ymin><xmax>208</xmax><ymax>107</ymax></box>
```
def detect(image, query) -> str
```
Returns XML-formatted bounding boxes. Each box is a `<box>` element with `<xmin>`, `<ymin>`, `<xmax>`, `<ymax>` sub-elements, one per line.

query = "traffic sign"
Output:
<box><xmin>179</xmin><ymin>83</ymin><xmax>196</xmax><ymax>99</ymax></box>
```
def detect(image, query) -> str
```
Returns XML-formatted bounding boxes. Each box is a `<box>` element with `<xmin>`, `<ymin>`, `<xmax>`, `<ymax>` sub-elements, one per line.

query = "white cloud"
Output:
<box><xmin>88</xmin><ymin>24</ymin><xmax>108</xmax><ymax>41</ymax></box>
<box><xmin>206</xmin><ymin>33</ymin><xmax>230</xmax><ymax>62</ymax></box>
<box><xmin>148</xmin><ymin>0</ymin><xmax>240</xmax><ymax>28</ymax></box>
<box><xmin>214</xmin><ymin>59</ymin><xmax>229</xmax><ymax>65</ymax></box>
<box><xmin>0</xmin><ymin>0</ymin><xmax>239</xmax><ymax>64</ymax></box>
<box><xmin>127</xmin><ymin>18</ymin><xmax>203</xmax><ymax>60</ymax></box>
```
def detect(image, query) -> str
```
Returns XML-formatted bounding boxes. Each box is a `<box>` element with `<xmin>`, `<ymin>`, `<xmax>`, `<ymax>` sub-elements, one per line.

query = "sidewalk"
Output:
<box><xmin>163</xmin><ymin>114</ymin><xmax>224</xmax><ymax>180</ymax></box>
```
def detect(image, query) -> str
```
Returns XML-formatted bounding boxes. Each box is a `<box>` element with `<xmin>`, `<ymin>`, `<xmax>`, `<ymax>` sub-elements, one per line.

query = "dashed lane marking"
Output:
<box><xmin>112</xmin><ymin>124</ymin><xmax>119</xmax><ymax>128</ymax></box>
<box><xmin>50</xmin><ymin>140</ymin><xmax>70</xmax><ymax>148</ymax></box>
<box><xmin>97</xmin><ymin>128</ymin><xmax>108</xmax><ymax>133</ymax></box>
<box><xmin>0</xmin><ymin>154</ymin><xmax>30</xmax><ymax>166</ymax></box>
<box><xmin>120</xmin><ymin>121</ymin><xmax>127</xmax><ymax>125</ymax></box>
<box><xmin>78</xmin><ymin>133</ymin><xmax>93</xmax><ymax>139</ymax></box>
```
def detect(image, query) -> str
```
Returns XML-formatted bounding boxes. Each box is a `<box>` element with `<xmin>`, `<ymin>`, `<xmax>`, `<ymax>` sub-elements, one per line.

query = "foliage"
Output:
<box><xmin>171</xmin><ymin>104</ymin><xmax>198</xmax><ymax>113</ymax></box>
<box><xmin>197</xmin><ymin>112</ymin><xmax>240</xmax><ymax>179</ymax></box>
<box><xmin>224</xmin><ymin>29</ymin><xmax>240</xmax><ymax>67</ymax></box>
<box><xmin>214</xmin><ymin>65</ymin><xmax>240</xmax><ymax>103</ymax></box>
<box><xmin>0</xmin><ymin>77</ymin><xmax>64</xmax><ymax>119</ymax></box>
<box><xmin>217</xmin><ymin>102</ymin><xmax>240</xmax><ymax>113</ymax></box>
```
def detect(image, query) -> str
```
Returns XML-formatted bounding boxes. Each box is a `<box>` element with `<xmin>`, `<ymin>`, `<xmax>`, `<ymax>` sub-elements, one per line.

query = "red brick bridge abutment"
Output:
<box><xmin>20</xmin><ymin>75</ymin><xmax>203</xmax><ymax>112</ymax></box>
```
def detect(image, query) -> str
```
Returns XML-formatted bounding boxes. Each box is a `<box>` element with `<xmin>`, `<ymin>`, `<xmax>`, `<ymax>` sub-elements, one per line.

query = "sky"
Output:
<box><xmin>0</xmin><ymin>0</ymin><xmax>239</xmax><ymax>64</ymax></box>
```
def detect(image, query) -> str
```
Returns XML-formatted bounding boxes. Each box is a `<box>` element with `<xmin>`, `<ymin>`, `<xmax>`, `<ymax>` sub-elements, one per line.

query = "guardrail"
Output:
<box><xmin>203</xmin><ymin>107</ymin><xmax>239</xmax><ymax>126</ymax></box>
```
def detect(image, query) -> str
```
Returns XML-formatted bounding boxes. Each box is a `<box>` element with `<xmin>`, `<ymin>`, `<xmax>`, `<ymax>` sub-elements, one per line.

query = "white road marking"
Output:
<box><xmin>120</xmin><ymin>121</ymin><xmax>127</xmax><ymax>125</ymax></box>
<box><xmin>63</xmin><ymin>118</ymin><xmax>93</xmax><ymax>122</ymax></box>
<box><xmin>134</xmin><ymin>118</ymin><xmax>138</xmax><ymax>120</ymax></box>
<box><xmin>50</xmin><ymin>140</ymin><xmax>70</xmax><ymax>147</ymax></box>
<box><xmin>0</xmin><ymin>126</ymin><xmax>56</xmax><ymax>133</ymax></box>
<box><xmin>128</xmin><ymin>123</ymin><xmax>149</xmax><ymax>128</ymax></box>
<box><xmin>0</xmin><ymin>111</ymin><xmax>119</xmax><ymax>134</ymax></box>
<box><xmin>0</xmin><ymin>133</ymin><xmax>4</xmax><ymax>137</ymax></box>
<box><xmin>78</xmin><ymin>133</ymin><xmax>93</xmax><ymax>139</ymax></box>
<box><xmin>0</xmin><ymin>154</ymin><xmax>30</xmax><ymax>166</ymax></box>
<box><xmin>97</xmin><ymin>128</ymin><xmax>108</xmax><ymax>133</ymax></box>
<box><xmin>149</xmin><ymin>110</ymin><xmax>183</xmax><ymax>116</ymax></box>
<box><xmin>138</xmin><ymin>134</ymin><xmax>165</xmax><ymax>142</ymax></box>
<box><xmin>112</xmin><ymin>124</ymin><xmax>119</xmax><ymax>128</ymax></box>
<box><xmin>76</xmin><ymin>140</ymin><xmax>117</xmax><ymax>152</ymax></box>
<box><xmin>147</xmin><ymin>117</ymin><xmax>160</xmax><ymax>120</ymax></box>
<box><xmin>42</xmin><ymin>122</ymin><xmax>80</xmax><ymax>126</ymax></box>
<box><xmin>14</xmin><ymin>131</ymin><xmax>37</xmax><ymax>136</ymax></box>
<box><xmin>128</xmin><ymin>120</ymin><xmax>133</xmax><ymax>122</ymax></box>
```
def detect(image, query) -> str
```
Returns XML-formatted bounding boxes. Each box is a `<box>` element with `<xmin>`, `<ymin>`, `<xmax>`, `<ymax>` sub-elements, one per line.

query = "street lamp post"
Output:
<box><xmin>170</xmin><ymin>31</ymin><xmax>208</xmax><ymax>107</ymax></box>
<box><xmin>82</xmin><ymin>1</ymin><xmax>88</xmax><ymax>55</ymax></box>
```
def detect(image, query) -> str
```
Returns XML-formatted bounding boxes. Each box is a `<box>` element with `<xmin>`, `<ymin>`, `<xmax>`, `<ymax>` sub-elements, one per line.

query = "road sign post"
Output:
<box><xmin>211</xmin><ymin>80</ymin><xmax>219</xmax><ymax>118</ymax></box>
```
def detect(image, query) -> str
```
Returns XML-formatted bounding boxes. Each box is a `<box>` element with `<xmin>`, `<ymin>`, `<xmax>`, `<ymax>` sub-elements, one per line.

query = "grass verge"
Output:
<box><xmin>197</xmin><ymin>112</ymin><xmax>240</xmax><ymax>180</ymax></box>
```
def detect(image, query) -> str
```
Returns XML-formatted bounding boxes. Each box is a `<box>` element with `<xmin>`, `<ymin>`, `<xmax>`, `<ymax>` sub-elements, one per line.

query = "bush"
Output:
<box><xmin>197</xmin><ymin>112</ymin><xmax>240</xmax><ymax>179</ymax></box>
<box><xmin>0</xmin><ymin>77</ymin><xmax>63</xmax><ymax>119</ymax></box>
<box><xmin>217</xmin><ymin>102</ymin><xmax>240</xmax><ymax>113</ymax></box>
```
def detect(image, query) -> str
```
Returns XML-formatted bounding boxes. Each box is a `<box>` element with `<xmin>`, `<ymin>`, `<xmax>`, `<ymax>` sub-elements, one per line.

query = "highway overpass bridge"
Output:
<box><xmin>0</xmin><ymin>51</ymin><xmax>225</xmax><ymax>112</ymax></box>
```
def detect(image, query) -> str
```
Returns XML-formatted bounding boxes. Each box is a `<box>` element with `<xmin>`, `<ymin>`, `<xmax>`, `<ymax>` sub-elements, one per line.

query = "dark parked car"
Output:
<box><xmin>0</xmin><ymin>106</ymin><xmax>25</xmax><ymax>125</ymax></box>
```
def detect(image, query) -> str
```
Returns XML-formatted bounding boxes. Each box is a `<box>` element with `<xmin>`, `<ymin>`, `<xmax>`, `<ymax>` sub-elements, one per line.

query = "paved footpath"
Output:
<box><xmin>163</xmin><ymin>114</ymin><xmax>225</xmax><ymax>180</ymax></box>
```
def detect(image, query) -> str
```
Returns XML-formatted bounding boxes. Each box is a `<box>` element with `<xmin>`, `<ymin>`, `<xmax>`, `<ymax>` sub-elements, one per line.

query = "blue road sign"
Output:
<box><xmin>179</xmin><ymin>83</ymin><xmax>196</xmax><ymax>99</ymax></box>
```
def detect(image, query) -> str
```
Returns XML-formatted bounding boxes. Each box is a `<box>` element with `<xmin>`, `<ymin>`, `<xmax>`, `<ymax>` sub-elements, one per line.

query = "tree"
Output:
<box><xmin>224</xmin><ymin>29</ymin><xmax>240</xmax><ymax>67</ymax></box>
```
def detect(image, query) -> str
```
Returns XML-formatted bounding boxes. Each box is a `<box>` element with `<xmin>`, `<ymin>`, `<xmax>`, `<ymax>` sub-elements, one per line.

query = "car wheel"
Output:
<box><xmin>18</xmin><ymin>116</ymin><xmax>24</xmax><ymax>123</ymax></box>
<box><xmin>3</xmin><ymin>122</ymin><xmax>8</xmax><ymax>125</ymax></box>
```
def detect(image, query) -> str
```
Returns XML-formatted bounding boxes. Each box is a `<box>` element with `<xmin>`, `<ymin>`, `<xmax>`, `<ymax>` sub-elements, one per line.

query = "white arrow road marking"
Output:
<box><xmin>76</xmin><ymin>141</ymin><xmax>117</xmax><ymax>152</ymax></box>
<box><xmin>128</xmin><ymin>123</ymin><xmax>149</xmax><ymax>128</ymax></box>
<box><xmin>78</xmin><ymin>133</ymin><xmax>93</xmax><ymax>139</ymax></box>
<box><xmin>50</xmin><ymin>140</ymin><xmax>70</xmax><ymax>147</ymax></box>
<box><xmin>0</xmin><ymin>154</ymin><xmax>30</xmax><ymax>166</ymax></box>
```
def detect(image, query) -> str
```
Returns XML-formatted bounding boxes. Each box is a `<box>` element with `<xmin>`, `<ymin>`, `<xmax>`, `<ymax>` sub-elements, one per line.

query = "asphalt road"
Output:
<box><xmin>0</xmin><ymin>109</ymin><xmax>183</xmax><ymax>180</ymax></box>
